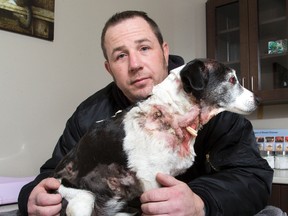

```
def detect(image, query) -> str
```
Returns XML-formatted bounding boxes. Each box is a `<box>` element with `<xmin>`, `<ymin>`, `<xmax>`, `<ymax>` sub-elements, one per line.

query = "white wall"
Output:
<box><xmin>0</xmin><ymin>0</ymin><xmax>207</xmax><ymax>177</ymax></box>
<box><xmin>0</xmin><ymin>0</ymin><xmax>287</xmax><ymax>177</ymax></box>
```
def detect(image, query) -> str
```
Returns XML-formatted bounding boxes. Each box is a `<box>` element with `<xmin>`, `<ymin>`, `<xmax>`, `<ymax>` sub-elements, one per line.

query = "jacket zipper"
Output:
<box><xmin>206</xmin><ymin>153</ymin><xmax>219</xmax><ymax>172</ymax></box>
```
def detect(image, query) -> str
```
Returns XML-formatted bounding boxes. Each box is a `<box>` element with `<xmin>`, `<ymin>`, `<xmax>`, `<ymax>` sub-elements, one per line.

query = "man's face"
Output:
<box><xmin>104</xmin><ymin>17</ymin><xmax>169</xmax><ymax>103</ymax></box>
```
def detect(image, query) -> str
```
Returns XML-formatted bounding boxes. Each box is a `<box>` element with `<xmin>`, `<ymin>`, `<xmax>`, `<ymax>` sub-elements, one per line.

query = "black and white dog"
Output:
<box><xmin>54</xmin><ymin>59</ymin><xmax>258</xmax><ymax>216</ymax></box>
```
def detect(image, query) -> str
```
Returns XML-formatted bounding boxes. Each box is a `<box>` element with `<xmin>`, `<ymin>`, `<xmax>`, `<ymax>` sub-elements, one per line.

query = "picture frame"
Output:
<box><xmin>0</xmin><ymin>0</ymin><xmax>55</xmax><ymax>41</ymax></box>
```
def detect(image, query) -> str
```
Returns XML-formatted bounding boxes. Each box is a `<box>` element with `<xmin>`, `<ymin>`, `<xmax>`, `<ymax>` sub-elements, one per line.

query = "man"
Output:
<box><xmin>18</xmin><ymin>10</ymin><xmax>273</xmax><ymax>216</ymax></box>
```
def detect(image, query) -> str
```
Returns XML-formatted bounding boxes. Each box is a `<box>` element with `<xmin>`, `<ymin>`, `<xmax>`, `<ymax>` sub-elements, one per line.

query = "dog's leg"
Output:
<box><xmin>58</xmin><ymin>184</ymin><xmax>95</xmax><ymax>216</ymax></box>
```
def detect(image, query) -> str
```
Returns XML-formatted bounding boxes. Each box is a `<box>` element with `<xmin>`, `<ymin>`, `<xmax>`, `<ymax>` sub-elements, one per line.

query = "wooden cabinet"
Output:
<box><xmin>206</xmin><ymin>0</ymin><xmax>288</xmax><ymax>104</ymax></box>
<box><xmin>268</xmin><ymin>184</ymin><xmax>288</xmax><ymax>213</ymax></box>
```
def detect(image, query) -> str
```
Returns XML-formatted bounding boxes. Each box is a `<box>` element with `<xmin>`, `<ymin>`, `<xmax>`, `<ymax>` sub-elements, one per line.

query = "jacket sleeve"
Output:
<box><xmin>17</xmin><ymin>108</ymin><xmax>85</xmax><ymax>216</ymax></box>
<box><xmin>17</xmin><ymin>82</ymin><xmax>124</xmax><ymax>215</ymax></box>
<box><xmin>186</xmin><ymin>112</ymin><xmax>274</xmax><ymax>216</ymax></box>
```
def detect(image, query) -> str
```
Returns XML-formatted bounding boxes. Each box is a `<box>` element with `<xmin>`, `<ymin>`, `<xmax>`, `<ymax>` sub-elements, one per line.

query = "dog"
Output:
<box><xmin>54</xmin><ymin>58</ymin><xmax>259</xmax><ymax>216</ymax></box>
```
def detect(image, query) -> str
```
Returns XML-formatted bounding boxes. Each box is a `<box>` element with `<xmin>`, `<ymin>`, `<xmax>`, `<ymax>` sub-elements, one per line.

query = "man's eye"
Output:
<box><xmin>116</xmin><ymin>53</ymin><xmax>126</xmax><ymax>60</ymax></box>
<box><xmin>140</xmin><ymin>46</ymin><xmax>150</xmax><ymax>52</ymax></box>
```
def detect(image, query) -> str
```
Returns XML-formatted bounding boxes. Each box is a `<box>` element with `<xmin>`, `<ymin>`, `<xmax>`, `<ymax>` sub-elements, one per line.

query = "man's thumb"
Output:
<box><xmin>156</xmin><ymin>173</ymin><xmax>181</xmax><ymax>187</ymax></box>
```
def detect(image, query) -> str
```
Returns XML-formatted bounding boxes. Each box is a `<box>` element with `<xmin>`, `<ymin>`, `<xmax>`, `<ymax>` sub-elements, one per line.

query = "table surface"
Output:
<box><xmin>0</xmin><ymin>204</ymin><xmax>17</xmax><ymax>214</ymax></box>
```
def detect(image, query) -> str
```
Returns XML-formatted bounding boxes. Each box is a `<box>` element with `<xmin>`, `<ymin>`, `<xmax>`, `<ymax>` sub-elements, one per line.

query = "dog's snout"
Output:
<box><xmin>254</xmin><ymin>95</ymin><xmax>261</xmax><ymax>106</ymax></box>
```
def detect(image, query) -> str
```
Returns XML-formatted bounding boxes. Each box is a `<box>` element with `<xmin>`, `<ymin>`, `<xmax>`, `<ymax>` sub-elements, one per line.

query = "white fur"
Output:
<box><xmin>102</xmin><ymin>199</ymin><xmax>126</xmax><ymax>216</ymax></box>
<box><xmin>229</xmin><ymin>86</ymin><xmax>257</xmax><ymax>114</ymax></box>
<box><xmin>123</xmin><ymin>66</ymin><xmax>198</xmax><ymax>191</ymax></box>
<box><xmin>58</xmin><ymin>184</ymin><xmax>95</xmax><ymax>216</ymax></box>
<box><xmin>122</xmin><ymin>64</ymin><xmax>257</xmax><ymax>192</ymax></box>
<box><xmin>57</xmin><ymin>61</ymin><xmax>257</xmax><ymax>215</ymax></box>
<box><xmin>221</xmin><ymin>69</ymin><xmax>257</xmax><ymax>115</ymax></box>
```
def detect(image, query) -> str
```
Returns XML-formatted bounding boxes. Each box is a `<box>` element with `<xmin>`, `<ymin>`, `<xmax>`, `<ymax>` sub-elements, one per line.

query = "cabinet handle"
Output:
<box><xmin>242</xmin><ymin>77</ymin><xmax>245</xmax><ymax>87</ymax></box>
<box><xmin>251</xmin><ymin>76</ymin><xmax>254</xmax><ymax>91</ymax></box>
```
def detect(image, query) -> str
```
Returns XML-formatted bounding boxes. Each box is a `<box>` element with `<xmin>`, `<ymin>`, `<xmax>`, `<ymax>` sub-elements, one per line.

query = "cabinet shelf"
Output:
<box><xmin>259</xmin><ymin>16</ymin><xmax>287</xmax><ymax>39</ymax></box>
<box><xmin>217</xmin><ymin>27</ymin><xmax>240</xmax><ymax>35</ymax></box>
<box><xmin>221</xmin><ymin>60</ymin><xmax>240</xmax><ymax>65</ymax></box>
<box><xmin>260</xmin><ymin>16</ymin><xmax>286</xmax><ymax>25</ymax></box>
<box><xmin>260</xmin><ymin>52</ymin><xmax>288</xmax><ymax>59</ymax></box>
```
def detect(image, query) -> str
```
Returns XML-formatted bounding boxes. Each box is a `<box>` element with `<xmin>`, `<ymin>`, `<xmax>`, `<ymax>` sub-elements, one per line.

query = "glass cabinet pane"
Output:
<box><xmin>258</xmin><ymin>0</ymin><xmax>288</xmax><ymax>90</ymax></box>
<box><xmin>216</xmin><ymin>2</ymin><xmax>240</xmax><ymax>77</ymax></box>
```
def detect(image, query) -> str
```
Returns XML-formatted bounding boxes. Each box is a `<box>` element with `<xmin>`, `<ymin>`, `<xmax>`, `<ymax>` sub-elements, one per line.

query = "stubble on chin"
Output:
<box><xmin>133</xmin><ymin>87</ymin><xmax>153</xmax><ymax>103</ymax></box>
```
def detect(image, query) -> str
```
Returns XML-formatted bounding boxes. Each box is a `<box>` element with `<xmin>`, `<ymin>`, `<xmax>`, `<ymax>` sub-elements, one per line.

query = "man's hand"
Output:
<box><xmin>27</xmin><ymin>178</ymin><xmax>62</xmax><ymax>216</ymax></box>
<box><xmin>140</xmin><ymin>173</ymin><xmax>205</xmax><ymax>216</ymax></box>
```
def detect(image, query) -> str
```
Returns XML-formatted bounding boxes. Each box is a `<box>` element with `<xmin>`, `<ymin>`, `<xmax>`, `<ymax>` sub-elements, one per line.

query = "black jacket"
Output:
<box><xmin>18</xmin><ymin>55</ymin><xmax>273</xmax><ymax>216</ymax></box>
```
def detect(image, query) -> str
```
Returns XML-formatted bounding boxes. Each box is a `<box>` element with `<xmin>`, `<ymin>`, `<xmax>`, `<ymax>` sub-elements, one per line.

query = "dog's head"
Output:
<box><xmin>180</xmin><ymin>58</ymin><xmax>259</xmax><ymax>115</ymax></box>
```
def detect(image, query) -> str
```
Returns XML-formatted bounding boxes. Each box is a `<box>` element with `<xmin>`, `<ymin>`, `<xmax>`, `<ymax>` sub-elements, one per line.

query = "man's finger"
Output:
<box><xmin>41</xmin><ymin>178</ymin><xmax>61</xmax><ymax>191</ymax></box>
<box><xmin>36</xmin><ymin>192</ymin><xmax>62</xmax><ymax>206</ymax></box>
<box><xmin>34</xmin><ymin>203</ymin><xmax>62</xmax><ymax>216</ymax></box>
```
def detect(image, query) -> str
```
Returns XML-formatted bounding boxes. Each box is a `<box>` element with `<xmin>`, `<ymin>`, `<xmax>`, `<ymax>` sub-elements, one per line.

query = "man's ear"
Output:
<box><xmin>180</xmin><ymin>59</ymin><xmax>208</xmax><ymax>100</ymax></box>
<box><xmin>104</xmin><ymin>60</ymin><xmax>113</xmax><ymax>76</ymax></box>
<box><xmin>162</xmin><ymin>41</ymin><xmax>169</xmax><ymax>67</ymax></box>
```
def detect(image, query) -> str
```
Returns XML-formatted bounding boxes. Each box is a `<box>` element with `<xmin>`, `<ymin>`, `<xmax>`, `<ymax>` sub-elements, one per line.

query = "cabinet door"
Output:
<box><xmin>268</xmin><ymin>184</ymin><xmax>281</xmax><ymax>209</ymax></box>
<box><xmin>207</xmin><ymin>0</ymin><xmax>288</xmax><ymax>103</ymax></box>
<box><xmin>280</xmin><ymin>185</ymin><xmax>288</xmax><ymax>213</ymax></box>
<box><xmin>249</xmin><ymin>0</ymin><xmax>288</xmax><ymax>103</ymax></box>
<box><xmin>206</xmin><ymin>0</ymin><xmax>250</xmax><ymax>88</ymax></box>
<box><xmin>268</xmin><ymin>184</ymin><xmax>288</xmax><ymax>213</ymax></box>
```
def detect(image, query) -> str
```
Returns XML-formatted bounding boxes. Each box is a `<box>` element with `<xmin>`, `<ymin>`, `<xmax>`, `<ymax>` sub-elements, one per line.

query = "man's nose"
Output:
<box><xmin>129</xmin><ymin>52</ymin><xmax>142</xmax><ymax>72</ymax></box>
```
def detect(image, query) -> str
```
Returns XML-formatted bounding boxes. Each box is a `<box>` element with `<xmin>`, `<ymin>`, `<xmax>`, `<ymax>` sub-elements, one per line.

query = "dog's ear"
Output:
<box><xmin>180</xmin><ymin>59</ymin><xmax>208</xmax><ymax>100</ymax></box>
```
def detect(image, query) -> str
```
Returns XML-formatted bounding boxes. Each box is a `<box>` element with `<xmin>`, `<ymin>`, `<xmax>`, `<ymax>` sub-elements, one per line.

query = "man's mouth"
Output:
<box><xmin>131</xmin><ymin>77</ymin><xmax>150</xmax><ymax>86</ymax></box>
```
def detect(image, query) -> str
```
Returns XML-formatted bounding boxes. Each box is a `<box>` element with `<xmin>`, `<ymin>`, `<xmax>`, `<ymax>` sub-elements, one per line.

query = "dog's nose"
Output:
<box><xmin>255</xmin><ymin>96</ymin><xmax>261</xmax><ymax>106</ymax></box>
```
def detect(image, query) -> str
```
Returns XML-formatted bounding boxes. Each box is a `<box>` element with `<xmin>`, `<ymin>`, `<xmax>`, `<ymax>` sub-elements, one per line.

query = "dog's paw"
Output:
<box><xmin>66</xmin><ymin>192</ymin><xmax>95</xmax><ymax>216</ymax></box>
<box><xmin>58</xmin><ymin>185</ymin><xmax>95</xmax><ymax>216</ymax></box>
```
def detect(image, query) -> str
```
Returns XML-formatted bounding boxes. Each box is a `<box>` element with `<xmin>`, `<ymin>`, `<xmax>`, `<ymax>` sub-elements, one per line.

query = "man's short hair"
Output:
<box><xmin>101</xmin><ymin>10</ymin><xmax>164</xmax><ymax>60</ymax></box>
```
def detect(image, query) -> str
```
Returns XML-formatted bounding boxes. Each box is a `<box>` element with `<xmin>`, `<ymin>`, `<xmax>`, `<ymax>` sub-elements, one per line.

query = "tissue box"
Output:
<box><xmin>268</xmin><ymin>39</ymin><xmax>288</xmax><ymax>54</ymax></box>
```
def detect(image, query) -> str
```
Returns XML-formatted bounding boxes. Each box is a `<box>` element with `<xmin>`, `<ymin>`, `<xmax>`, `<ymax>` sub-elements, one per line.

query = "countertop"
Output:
<box><xmin>273</xmin><ymin>169</ymin><xmax>288</xmax><ymax>184</ymax></box>
<box><xmin>0</xmin><ymin>204</ymin><xmax>18</xmax><ymax>214</ymax></box>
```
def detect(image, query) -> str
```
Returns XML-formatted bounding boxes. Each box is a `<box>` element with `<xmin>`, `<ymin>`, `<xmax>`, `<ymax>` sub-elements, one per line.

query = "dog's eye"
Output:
<box><xmin>229</xmin><ymin>76</ymin><xmax>237</xmax><ymax>85</ymax></box>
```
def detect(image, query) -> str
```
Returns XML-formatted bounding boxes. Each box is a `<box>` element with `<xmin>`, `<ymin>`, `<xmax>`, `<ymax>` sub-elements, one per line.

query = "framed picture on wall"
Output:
<box><xmin>0</xmin><ymin>0</ymin><xmax>55</xmax><ymax>41</ymax></box>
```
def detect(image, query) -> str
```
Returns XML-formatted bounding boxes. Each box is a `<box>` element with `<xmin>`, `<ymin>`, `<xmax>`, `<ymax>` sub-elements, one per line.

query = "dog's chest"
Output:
<box><xmin>122</xmin><ymin>99</ymin><xmax>197</xmax><ymax>190</ymax></box>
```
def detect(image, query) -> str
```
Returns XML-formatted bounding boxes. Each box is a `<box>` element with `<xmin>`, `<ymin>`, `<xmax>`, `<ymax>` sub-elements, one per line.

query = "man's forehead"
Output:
<box><xmin>105</xmin><ymin>20</ymin><xmax>157</xmax><ymax>56</ymax></box>
<box><xmin>113</xmin><ymin>38</ymin><xmax>152</xmax><ymax>49</ymax></box>
<box><xmin>105</xmin><ymin>17</ymin><xmax>155</xmax><ymax>44</ymax></box>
